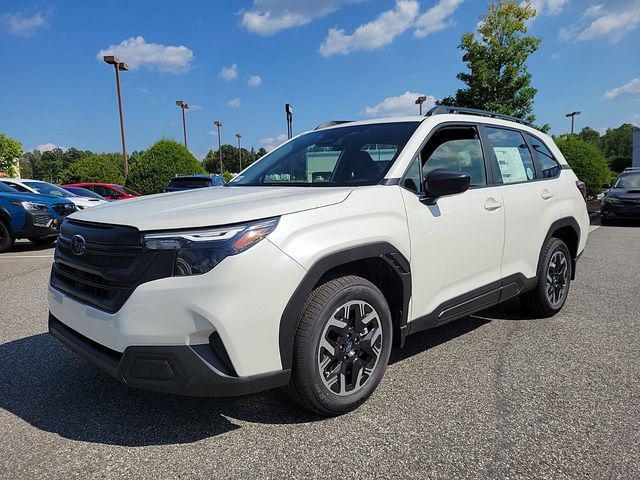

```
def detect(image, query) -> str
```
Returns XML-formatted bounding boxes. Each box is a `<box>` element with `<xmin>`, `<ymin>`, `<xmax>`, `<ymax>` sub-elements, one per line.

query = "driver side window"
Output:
<box><xmin>421</xmin><ymin>126</ymin><xmax>487</xmax><ymax>188</ymax></box>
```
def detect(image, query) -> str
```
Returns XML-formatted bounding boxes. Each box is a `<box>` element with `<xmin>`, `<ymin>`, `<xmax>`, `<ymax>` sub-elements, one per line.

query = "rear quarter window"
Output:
<box><xmin>525</xmin><ymin>134</ymin><xmax>561</xmax><ymax>179</ymax></box>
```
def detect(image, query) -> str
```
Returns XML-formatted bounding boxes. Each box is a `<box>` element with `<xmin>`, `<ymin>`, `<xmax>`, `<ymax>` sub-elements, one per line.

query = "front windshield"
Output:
<box><xmin>231</xmin><ymin>122</ymin><xmax>420</xmax><ymax>186</ymax></box>
<box><xmin>0</xmin><ymin>182</ymin><xmax>17</xmax><ymax>193</ymax></box>
<box><xmin>115</xmin><ymin>185</ymin><xmax>141</xmax><ymax>196</ymax></box>
<box><xmin>614</xmin><ymin>173</ymin><xmax>640</xmax><ymax>189</ymax></box>
<box><xmin>25</xmin><ymin>181</ymin><xmax>75</xmax><ymax>197</ymax></box>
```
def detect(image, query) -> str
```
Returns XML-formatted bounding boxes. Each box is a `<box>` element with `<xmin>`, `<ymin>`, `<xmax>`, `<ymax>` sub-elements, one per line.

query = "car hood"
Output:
<box><xmin>0</xmin><ymin>191</ymin><xmax>73</xmax><ymax>206</ymax></box>
<box><xmin>608</xmin><ymin>188</ymin><xmax>640</xmax><ymax>200</ymax></box>
<box><xmin>69</xmin><ymin>186</ymin><xmax>354</xmax><ymax>231</ymax></box>
<box><xmin>67</xmin><ymin>196</ymin><xmax>108</xmax><ymax>208</ymax></box>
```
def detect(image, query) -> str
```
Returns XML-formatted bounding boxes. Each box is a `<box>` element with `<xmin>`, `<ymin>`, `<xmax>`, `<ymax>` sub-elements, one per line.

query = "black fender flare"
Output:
<box><xmin>278</xmin><ymin>242</ymin><xmax>411</xmax><ymax>370</ymax></box>
<box><xmin>0</xmin><ymin>206</ymin><xmax>12</xmax><ymax>232</ymax></box>
<box><xmin>540</xmin><ymin>217</ymin><xmax>581</xmax><ymax>280</ymax></box>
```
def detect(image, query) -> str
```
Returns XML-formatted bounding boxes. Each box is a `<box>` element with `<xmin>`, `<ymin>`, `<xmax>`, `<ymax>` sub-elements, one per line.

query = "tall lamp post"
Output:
<box><xmin>176</xmin><ymin>100</ymin><xmax>190</xmax><ymax>149</ymax></box>
<box><xmin>285</xmin><ymin>103</ymin><xmax>293</xmax><ymax>139</ymax></box>
<box><xmin>566</xmin><ymin>111</ymin><xmax>581</xmax><ymax>134</ymax></box>
<box><xmin>214</xmin><ymin>121</ymin><xmax>223</xmax><ymax>174</ymax></box>
<box><xmin>235</xmin><ymin>133</ymin><xmax>242</xmax><ymax>171</ymax></box>
<box><xmin>415</xmin><ymin>95</ymin><xmax>427</xmax><ymax>115</ymax></box>
<box><xmin>103</xmin><ymin>55</ymin><xmax>129</xmax><ymax>175</ymax></box>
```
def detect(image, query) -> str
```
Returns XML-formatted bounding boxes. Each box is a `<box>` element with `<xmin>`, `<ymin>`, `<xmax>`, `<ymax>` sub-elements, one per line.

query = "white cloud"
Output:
<box><xmin>219</xmin><ymin>63</ymin><xmax>238</xmax><ymax>81</ymax></box>
<box><xmin>0</xmin><ymin>11</ymin><xmax>47</xmax><ymax>37</ymax></box>
<box><xmin>260</xmin><ymin>133</ymin><xmax>288</xmax><ymax>152</ymax></box>
<box><xmin>362</xmin><ymin>91</ymin><xmax>435</xmax><ymax>117</ymax></box>
<box><xmin>320</xmin><ymin>0</ymin><xmax>420</xmax><ymax>57</ymax></box>
<box><xmin>560</xmin><ymin>0</ymin><xmax>640</xmax><ymax>43</ymax></box>
<box><xmin>603</xmin><ymin>77</ymin><xmax>640</xmax><ymax>100</ymax></box>
<box><xmin>527</xmin><ymin>0</ymin><xmax>568</xmax><ymax>16</ymax></box>
<box><xmin>227</xmin><ymin>98</ymin><xmax>242</xmax><ymax>108</ymax></box>
<box><xmin>241</xmin><ymin>0</ymin><xmax>361</xmax><ymax>35</ymax></box>
<box><xmin>96</xmin><ymin>36</ymin><xmax>194</xmax><ymax>73</ymax></box>
<box><xmin>189</xmin><ymin>104</ymin><xmax>203</xmax><ymax>111</ymax></box>
<box><xmin>247</xmin><ymin>74</ymin><xmax>262</xmax><ymax>86</ymax></box>
<box><xmin>34</xmin><ymin>143</ymin><xmax>60</xmax><ymax>152</ymax></box>
<box><xmin>632</xmin><ymin>114</ymin><xmax>640</xmax><ymax>127</ymax></box>
<box><xmin>414</xmin><ymin>0</ymin><xmax>463</xmax><ymax>38</ymax></box>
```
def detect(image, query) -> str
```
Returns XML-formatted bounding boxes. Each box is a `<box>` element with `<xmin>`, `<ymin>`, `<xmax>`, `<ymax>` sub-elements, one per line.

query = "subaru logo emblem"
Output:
<box><xmin>70</xmin><ymin>235</ymin><xmax>87</xmax><ymax>256</ymax></box>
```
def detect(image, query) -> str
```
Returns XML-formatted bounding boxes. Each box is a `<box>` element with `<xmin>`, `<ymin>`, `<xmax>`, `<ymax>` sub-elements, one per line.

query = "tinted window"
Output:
<box><xmin>403</xmin><ymin>156</ymin><xmax>423</xmax><ymax>193</ymax></box>
<box><xmin>525</xmin><ymin>134</ymin><xmax>560</xmax><ymax>178</ymax></box>
<box><xmin>92</xmin><ymin>185</ymin><xmax>111</xmax><ymax>197</ymax></box>
<box><xmin>169</xmin><ymin>177</ymin><xmax>212</xmax><ymax>188</ymax></box>
<box><xmin>64</xmin><ymin>187</ymin><xmax>105</xmax><ymax>199</ymax></box>
<box><xmin>24</xmin><ymin>181</ymin><xmax>75</xmax><ymax>197</ymax></box>
<box><xmin>422</xmin><ymin>126</ymin><xmax>486</xmax><ymax>187</ymax></box>
<box><xmin>231</xmin><ymin>122</ymin><xmax>420</xmax><ymax>186</ymax></box>
<box><xmin>614</xmin><ymin>173</ymin><xmax>640</xmax><ymax>189</ymax></box>
<box><xmin>0</xmin><ymin>182</ymin><xmax>17</xmax><ymax>193</ymax></box>
<box><xmin>3</xmin><ymin>182</ymin><xmax>30</xmax><ymax>193</ymax></box>
<box><xmin>485</xmin><ymin>127</ymin><xmax>536</xmax><ymax>184</ymax></box>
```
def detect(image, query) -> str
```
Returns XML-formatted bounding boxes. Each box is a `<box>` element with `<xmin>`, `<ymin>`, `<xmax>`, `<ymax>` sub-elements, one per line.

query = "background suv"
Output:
<box><xmin>0</xmin><ymin>182</ymin><xmax>76</xmax><ymax>252</ymax></box>
<box><xmin>48</xmin><ymin>106</ymin><xmax>589</xmax><ymax>415</ymax></box>
<box><xmin>0</xmin><ymin>178</ymin><xmax>107</xmax><ymax>209</ymax></box>
<box><xmin>163</xmin><ymin>174</ymin><xmax>226</xmax><ymax>192</ymax></box>
<box><xmin>601</xmin><ymin>167</ymin><xmax>640</xmax><ymax>224</ymax></box>
<box><xmin>62</xmin><ymin>183</ymin><xmax>140</xmax><ymax>201</ymax></box>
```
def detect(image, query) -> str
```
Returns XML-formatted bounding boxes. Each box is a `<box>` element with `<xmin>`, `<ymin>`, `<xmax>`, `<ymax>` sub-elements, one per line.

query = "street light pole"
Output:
<box><xmin>415</xmin><ymin>95</ymin><xmax>427</xmax><ymax>115</ymax></box>
<box><xmin>235</xmin><ymin>133</ymin><xmax>242</xmax><ymax>171</ymax></box>
<box><xmin>214</xmin><ymin>121</ymin><xmax>223</xmax><ymax>174</ymax></box>
<box><xmin>565</xmin><ymin>111</ymin><xmax>581</xmax><ymax>135</ymax></box>
<box><xmin>103</xmin><ymin>55</ymin><xmax>129</xmax><ymax>176</ymax></box>
<box><xmin>285</xmin><ymin>104</ymin><xmax>293</xmax><ymax>139</ymax></box>
<box><xmin>176</xmin><ymin>100</ymin><xmax>190</xmax><ymax>149</ymax></box>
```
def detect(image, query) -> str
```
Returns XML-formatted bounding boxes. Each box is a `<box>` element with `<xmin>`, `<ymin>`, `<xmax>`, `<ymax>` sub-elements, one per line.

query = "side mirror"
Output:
<box><xmin>421</xmin><ymin>169</ymin><xmax>471</xmax><ymax>205</ymax></box>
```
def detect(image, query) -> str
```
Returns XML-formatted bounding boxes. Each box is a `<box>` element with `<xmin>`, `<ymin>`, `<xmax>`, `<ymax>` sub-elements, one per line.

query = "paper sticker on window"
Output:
<box><xmin>494</xmin><ymin>147</ymin><xmax>527</xmax><ymax>183</ymax></box>
<box><xmin>526</xmin><ymin>167</ymin><xmax>534</xmax><ymax>180</ymax></box>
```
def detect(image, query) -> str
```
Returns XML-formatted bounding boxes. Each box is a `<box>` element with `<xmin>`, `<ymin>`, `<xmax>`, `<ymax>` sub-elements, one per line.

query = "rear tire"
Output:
<box><xmin>520</xmin><ymin>237</ymin><xmax>572</xmax><ymax>317</ymax></box>
<box><xmin>28</xmin><ymin>236</ymin><xmax>57</xmax><ymax>246</ymax></box>
<box><xmin>0</xmin><ymin>221</ymin><xmax>14</xmax><ymax>253</ymax></box>
<box><xmin>287</xmin><ymin>275</ymin><xmax>392</xmax><ymax>416</ymax></box>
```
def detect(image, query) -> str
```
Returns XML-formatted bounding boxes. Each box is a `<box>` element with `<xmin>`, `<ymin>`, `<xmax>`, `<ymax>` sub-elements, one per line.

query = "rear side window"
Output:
<box><xmin>485</xmin><ymin>127</ymin><xmax>536</xmax><ymax>184</ymax></box>
<box><xmin>525</xmin><ymin>134</ymin><xmax>560</xmax><ymax>179</ymax></box>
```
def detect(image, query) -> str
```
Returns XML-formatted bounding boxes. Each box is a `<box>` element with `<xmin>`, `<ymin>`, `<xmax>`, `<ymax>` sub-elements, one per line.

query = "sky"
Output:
<box><xmin>0</xmin><ymin>0</ymin><xmax>639</xmax><ymax>160</ymax></box>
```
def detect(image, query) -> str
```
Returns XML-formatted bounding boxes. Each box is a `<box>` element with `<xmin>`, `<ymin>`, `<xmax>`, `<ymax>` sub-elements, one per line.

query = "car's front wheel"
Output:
<box><xmin>0</xmin><ymin>221</ymin><xmax>15</xmax><ymax>253</ymax></box>
<box><xmin>287</xmin><ymin>275</ymin><xmax>392</xmax><ymax>416</ymax></box>
<box><xmin>520</xmin><ymin>237</ymin><xmax>572</xmax><ymax>317</ymax></box>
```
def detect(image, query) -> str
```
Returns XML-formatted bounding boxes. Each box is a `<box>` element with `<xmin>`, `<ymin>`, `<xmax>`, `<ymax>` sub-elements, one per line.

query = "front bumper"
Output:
<box><xmin>14</xmin><ymin>211</ymin><xmax>62</xmax><ymax>239</ymax></box>
<box><xmin>601</xmin><ymin>203</ymin><xmax>640</xmax><ymax>219</ymax></box>
<box><xmin>49</xmin><ymin>313</ymin><xmax>290</xmax><ymax>397</ymax></box>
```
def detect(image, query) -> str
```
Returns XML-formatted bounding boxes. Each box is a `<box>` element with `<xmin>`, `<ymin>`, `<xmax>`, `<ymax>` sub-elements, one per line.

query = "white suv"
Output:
<box><xmin>48</xmin><ymin>107</ymin><xmax>589</xmax><ymax>415</ymax></box>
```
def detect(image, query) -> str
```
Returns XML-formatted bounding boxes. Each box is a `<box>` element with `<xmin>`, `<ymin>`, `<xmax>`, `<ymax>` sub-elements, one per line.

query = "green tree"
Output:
<box><xmin>34</xmin><ymin>148</ymin><xmax>66</xmax><ymax>182</ymax></box>
<box><xmin>439</xmin><ymin>0</ymin><xmax>541</xmax><ymax>125</ymax></box>
<box><xmin>60</xmin><ymin>153</ymin><xmax>125</xmax><ymax>184</ymax></box>
<box><xmin>600</xmin><ymin>123</ymin><xmax>635</xmax><ymax>160</ymax></box>
<box><xmin>204</xmin><ymin>145</ymin><xmax>258</xmax><ymax>174</ymax></box>
<box><xmin>256</xmin><ymin>147</ymin><xmax>268</xmax><ymax>159</ymax></box>
<box><xmin>577</xmin><ymin>127</ymin><xmax>601</xmax><ymax>146</ymax></box>
<box><xmin>0</xmin><ymin>134</ymin><xmax>23</xmax><ymax>177</ymax></box>
<box><xmin>127</xmin><ymin>139</ymin><xmax>204</xmax><ymax>194</ymax></box>
<box><xmin>19</xmin><ymin>150</ymin><xmax>41</xmax><ymax>179</ymax></box>
<box><xmin>555</xmin><ymin>136</ymin><xmax>611</xmax><ymax>197</ymax></box>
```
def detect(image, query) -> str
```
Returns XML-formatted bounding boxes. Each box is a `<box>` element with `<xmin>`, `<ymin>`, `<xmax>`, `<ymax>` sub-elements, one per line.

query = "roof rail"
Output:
<box><xmin>623</xmin><ymin>167</ymin><xmax>640</xmax><ymax>172</ymax></box>
<box><xmin>314</xmin><ymin>120</ymin><xmax>353</xmax><ymax>130</ymax></box>
<box><xmin>425</xmin><ymin>105</ymin><xmax>532</xmax><ymax>126</ymax></box>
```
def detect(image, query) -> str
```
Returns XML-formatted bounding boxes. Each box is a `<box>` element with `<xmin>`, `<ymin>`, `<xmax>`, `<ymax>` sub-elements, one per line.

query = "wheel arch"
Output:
<box><xmin>542</xmin><ymin>217</ymin><xmax>581</xmax><ymax>280</ymax></box>
<box><xmin>0</xmin><ymin>206</ymin><xmax>13</xmax><ymax>232</ymax></box>
<box><xmin>278</xmin><ymin>242</ymin><xmax>411</xmax><ymax>370</ymax></box>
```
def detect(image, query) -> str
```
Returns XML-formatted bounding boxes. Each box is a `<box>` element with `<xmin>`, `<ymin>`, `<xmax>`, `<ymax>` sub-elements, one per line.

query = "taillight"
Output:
<box><xmin>575</xmin><ymin>180</ymin><xmax>587</xmax><ymax>201</ymax></box>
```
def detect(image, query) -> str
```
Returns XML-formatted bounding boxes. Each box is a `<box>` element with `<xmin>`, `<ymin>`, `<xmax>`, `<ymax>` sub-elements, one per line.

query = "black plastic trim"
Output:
<box><xmin>407</xmin><ymin>273</ymin><xmax>534</xmax><ymax>336</ymax></box>
<box><xmin>49</xmin><ymin>313</ymin><xmax>290</xmax><ymax>397</ymax></box>
<box><xmin>278</xmin><ymin>242</ymin><xmax>411</xmax><ymax>370</ymax></box>
<box><xmin>541</xmin><ymin>217</ymin><xmax>581</xmax><ymax>280</ymax></box>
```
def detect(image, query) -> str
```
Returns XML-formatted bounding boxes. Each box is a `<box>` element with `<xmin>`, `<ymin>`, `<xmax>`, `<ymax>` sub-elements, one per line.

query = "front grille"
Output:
<box><xmin>50</xmin><ymin>220</ymin><xmax>175</xmax><ymax>313</ymax></box>
<box><xmin>33</xmin><ymin>213</ymin><xmax>52</xmax><ymax>226</ymax></box>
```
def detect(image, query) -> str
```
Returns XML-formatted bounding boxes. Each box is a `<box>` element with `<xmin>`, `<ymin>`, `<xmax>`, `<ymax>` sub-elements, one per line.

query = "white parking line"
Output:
<box><xmin>0</xmin><ymin>255</ymin><xmax>54</xmax><ymax>259</ymax></box>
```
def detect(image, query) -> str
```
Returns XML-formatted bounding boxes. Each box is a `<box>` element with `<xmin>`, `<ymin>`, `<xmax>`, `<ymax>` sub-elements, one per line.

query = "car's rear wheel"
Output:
<box><xmin>28</xmin><ymin>236</ymin><xmax>57</xmax><ymax>246</ymax></box>
<box><xmin>520</xmin><ymin>237</ymin><xmax>572</xmax><ymax>317</ymax></box>
<box><xmin>0</xmin><ymin>221</ymin><xmax>15</xmax><ymax>253</ymax></box>
<box><xmin>287</xmin><ymin>275</ymin><xmax>392</xmax><ymax>416</ymax></box>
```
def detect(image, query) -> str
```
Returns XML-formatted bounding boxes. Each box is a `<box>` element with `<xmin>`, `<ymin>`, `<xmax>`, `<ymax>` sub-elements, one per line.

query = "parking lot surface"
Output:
<box><xmin>1</xmin><ymin>224</ymin><xmax>639</xmax><ymax>480</ymax></box>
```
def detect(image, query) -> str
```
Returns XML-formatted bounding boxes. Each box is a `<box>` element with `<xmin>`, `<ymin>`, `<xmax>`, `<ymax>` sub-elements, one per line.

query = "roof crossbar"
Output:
<box><xmin>425</xmin><ymin>105</ymin><xmax>532</xmax><ymax>126</ymax></box>
<box><xmin>314</xmin><ymin>120</ymin><xmax>353</xmax><ymax>130</ymax></box>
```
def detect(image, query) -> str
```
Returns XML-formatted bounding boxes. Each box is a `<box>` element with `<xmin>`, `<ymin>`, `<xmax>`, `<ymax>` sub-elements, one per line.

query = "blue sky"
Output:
<box><xmin>1</xmin><ymin>0</ymin><xmax>639</xmax><ymax>160</ymax></box>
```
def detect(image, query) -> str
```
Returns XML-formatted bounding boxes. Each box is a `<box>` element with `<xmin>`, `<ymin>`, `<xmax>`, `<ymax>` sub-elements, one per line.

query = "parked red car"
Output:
<box><xmin>62</xmin><ymin>183</ymin><xmax>140</xmax><ymax>201</ymax></box>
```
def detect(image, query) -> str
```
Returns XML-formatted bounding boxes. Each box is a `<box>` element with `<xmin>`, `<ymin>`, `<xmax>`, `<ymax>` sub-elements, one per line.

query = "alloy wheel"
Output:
<box><xmin>546</xmin><ymin>250</ymin><xmax>569</xmax><ymax>307</ymax></box>
<box><xmin>317</xmin><ymin>300</ymin><xmax>383</xmax><ymax>396</ymax></box>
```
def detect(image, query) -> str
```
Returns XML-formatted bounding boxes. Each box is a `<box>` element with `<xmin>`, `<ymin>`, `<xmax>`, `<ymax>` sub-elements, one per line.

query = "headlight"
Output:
<box><xmin>10</xmin><ymin>201</ymin><xmax>47</xmax><ymax>211</ymax></box>
<box><xmin>604</xmin><ymin>196</ymin><xmax>622</xmax><ymax>204</ymax></box>
<box><xmin>142</xmin><ymin>217</ymin><xmax>279</xmax><ymax>276</ymax></box>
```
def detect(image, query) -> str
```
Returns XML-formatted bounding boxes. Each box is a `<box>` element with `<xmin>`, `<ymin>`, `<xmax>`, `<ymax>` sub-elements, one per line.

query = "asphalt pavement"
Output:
<box><xmin>0</xmin><ymin>222</ymin><xmax>639</xmax><ymax>479</ymax></box>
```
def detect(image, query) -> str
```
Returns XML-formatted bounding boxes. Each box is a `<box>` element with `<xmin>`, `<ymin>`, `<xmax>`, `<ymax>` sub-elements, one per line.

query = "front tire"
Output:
<box><xmin>0</xmin><ymin>221</ymin><xmax>15</xmax><ymax>253</ymax></box>
<box><xmin>520</xmin><ymin>237</ymin><xmax>572</xmax><ymax>317</ymax></box>
<box><xmin>287</xmin><ymin>275</ymin><xmax>392</xmax><ymax>416</ymax></box>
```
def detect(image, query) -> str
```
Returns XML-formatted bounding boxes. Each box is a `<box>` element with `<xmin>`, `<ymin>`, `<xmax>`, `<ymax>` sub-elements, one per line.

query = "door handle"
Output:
<box><xmin>484</xmin><ymin>199</ymin><xmax>503</xmax><ymax>211</ymax></box>
<box><xmin>541</xmin><ymin>189</ymin><xmax>554</xmax><ymax>200</ymax></box>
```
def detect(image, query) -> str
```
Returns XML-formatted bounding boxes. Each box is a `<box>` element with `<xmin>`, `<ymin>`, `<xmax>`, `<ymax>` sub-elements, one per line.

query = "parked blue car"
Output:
<box><xmin>0</xmin><ymin>181</ymin><xmax>77</xmax><ymax>252</ymax></box>
<box><xmin>163</xmin><ymin>174</ymin><xmax>226</xmax><ymax>192</ymax></box>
